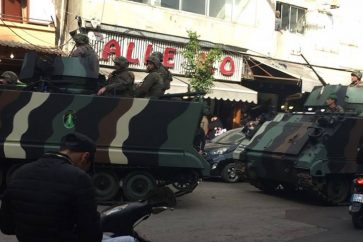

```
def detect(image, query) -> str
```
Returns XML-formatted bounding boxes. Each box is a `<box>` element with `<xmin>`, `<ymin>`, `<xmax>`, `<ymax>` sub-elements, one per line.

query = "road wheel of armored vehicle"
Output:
<box><xmin>324</xmin><ymin>177</ymin><xmax>350</xmax><ymax>205</ymax></box>
<box><xmin>93</xmin><ymin>171</ymin><xmax>120</xmax><ymax>202</ymax></box>
<box><xmin>123</xmin><ymin>171</ymin><xmax>156</xmax><ymax>201</ymax></box>
<box><xmin>172</xmin><ymin>170</ymin><xmax>199</xmax><ymax>192</ymax></box>
<box><xmin>221</xmin><ymin>163</ymin><xmax>240</xmax><ymax>183</ymax></box>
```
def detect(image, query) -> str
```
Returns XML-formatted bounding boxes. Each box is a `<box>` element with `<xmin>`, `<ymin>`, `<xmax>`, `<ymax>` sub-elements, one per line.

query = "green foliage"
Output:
<box><xmin>182</xmin><ymin>31</ymin><xmax>222</xmax><ymax>93</ymax></box>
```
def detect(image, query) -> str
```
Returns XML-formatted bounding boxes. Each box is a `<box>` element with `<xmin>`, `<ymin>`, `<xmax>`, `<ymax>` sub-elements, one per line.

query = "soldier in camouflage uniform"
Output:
<box><xmin>150</xmin><ymin>51</ymin><xmax>173</xmax><ymax>91</ymax></box>
<box><xmin>325</xmin><ymin>94</ymin><xmax>344</xmax><ymax>113</ymax></box>
<box><xmin>135</xmin><ymin>56</ymin><xmax>164</xmax><ymax>98</ymax></box>
<box><xmin>349</xmin><ymin>70</ymin><xmax>363</xmax><ymax>87</ymax></box>
<box><xmin>97</xmin><ymin>56</ymin><xmax>135</xmax><ymax>97</ymax></box>
<box><xmin>0</xmin><ymin>71</ymin><xmax>18</xmax><ymax>85</ymax></box>
<box><xmin>71</xmin><ymin>34</ymin><xmax>99</xmax><ymax>76</ymax></box>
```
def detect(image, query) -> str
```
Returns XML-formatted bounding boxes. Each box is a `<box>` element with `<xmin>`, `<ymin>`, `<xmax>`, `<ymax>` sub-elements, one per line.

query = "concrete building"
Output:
<box><xmin>0</xmin><ymin>0</ymin><xmax>61</xmax><ymax>72</ymax></box>
<box><xmin>55</xmin><ymin>0</ymin><xmax>363</xmax><ymax>126</ymax></box>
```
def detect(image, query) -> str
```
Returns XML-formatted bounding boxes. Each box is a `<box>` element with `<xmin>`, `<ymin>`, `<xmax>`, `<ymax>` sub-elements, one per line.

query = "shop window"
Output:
<box><xmin>161</xmin><ymin>0</ymin><xmax>179</xmax><ymax>10</ymax></box>
<box><xmin>1</xmin><ymin>0</ymin><xmax>23</xmax><ymax>22</ymax></box>
<box><xmin>181</xmin><ymin>0</ymin><xmax>205</xmax><ymax>15</ymax></box>
<box><xmin>209</xmin><ymin>0</ymin><xmax>232</xmax><ymax>20</ymax></box>
<box><xmin>276</xmin><ymin>1</ymin><xmax>306</xmax><ymax>34</ymax></box>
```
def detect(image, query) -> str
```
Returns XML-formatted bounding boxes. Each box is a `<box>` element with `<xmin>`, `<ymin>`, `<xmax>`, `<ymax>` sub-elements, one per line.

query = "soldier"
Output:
<box><xmin>97</xmin><ymin>56</ymin><xmax>135</xmax><ymax>97</ymax></box>
<box><xmin>325</xmin><ymin>94</ymin><xmax>344</xmax><ymax>113</ymax></box>
<box><xmin>71</xmin><ymin>33</ymin><xmax>100</xmax><ymax>76</ymax></box>
<box><xmin>0</xmin><ymin>71</ymin><xmax>18</xmax><ymax>85</ymax></box>
<box><xmin>150</xmin><ymin>51</ymin><xmax>173</xmax><ymax>91</ymax></box>
<box><xmin>349</xmin><ymin>70</ymin><xmax>363</xmax><ymax>87</ymax></box>
<box><xmin>135</xmin><ymin>55</ymin><xmax>164</xmax><ymax>98</ymax></box>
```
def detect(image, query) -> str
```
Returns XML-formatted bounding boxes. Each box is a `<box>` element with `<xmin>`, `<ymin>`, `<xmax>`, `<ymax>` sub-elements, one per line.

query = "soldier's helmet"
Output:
<box><xmin>113</xmin><ymin>56</ymin><xmax>129</xmax><ymax>69</ymax></box>
<box><xmin>151</xmin><ymin>51</ymin><xmax>163</xmax><ymax>62</ymax></box>
<box><xmin>146</xmin><ymin>55</ymin><xmax>161</xmax><ymax>69</ymax></box>
<box><xmin>73</xmin><ymin>34</ymin><xmax>89</xmax><ymax>45</ymax></box>
<box><xmin>0</xmin><ymin>71</ymin><xmax>18</xmax><ymax>84</ymax></box>
<box><xmin>351</xmin><ymin>70</ymin><xmax>362</xmax><ymax>80</ymax></box>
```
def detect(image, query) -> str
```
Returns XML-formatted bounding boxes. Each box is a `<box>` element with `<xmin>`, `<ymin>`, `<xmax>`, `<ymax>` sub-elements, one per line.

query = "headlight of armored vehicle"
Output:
<box><xmin>211</xmin><ymin>147</ymin><xmax>228</xmax><ymax>155</ymax></box>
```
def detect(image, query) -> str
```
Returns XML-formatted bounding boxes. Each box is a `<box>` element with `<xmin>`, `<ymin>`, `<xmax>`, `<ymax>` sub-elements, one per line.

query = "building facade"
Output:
<box><xmin>0</xmin><ymin>0</ymin><xmax>61</xmax><ymax>73</ymax></box>
<box><xmin>24</xmin><ymin>0</ymin><xmax>361</xmax><ymax>128</ymax></box>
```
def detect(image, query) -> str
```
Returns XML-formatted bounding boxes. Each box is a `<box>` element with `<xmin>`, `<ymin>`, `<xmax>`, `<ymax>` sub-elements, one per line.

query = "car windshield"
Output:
<box><xmin>212</xmin><ymin>128</ymin><xmax>244</xmax><ymax>145</ymax></box>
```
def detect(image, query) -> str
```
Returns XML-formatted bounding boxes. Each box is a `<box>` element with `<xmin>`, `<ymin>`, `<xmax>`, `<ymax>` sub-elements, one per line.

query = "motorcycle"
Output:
<box><xmin>101</xmin><ymin>187</ymin><xmax>176</xmax><ymax>241</ymax></box>
<box><xmin>349</xmin><ymin>176</ymin><xmax>363</xmax><ymax>228</ymax></box>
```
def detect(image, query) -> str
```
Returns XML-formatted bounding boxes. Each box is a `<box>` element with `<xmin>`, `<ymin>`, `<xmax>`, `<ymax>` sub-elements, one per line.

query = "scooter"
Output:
<box><xmin>349</xmin><ymin>176</ymin><xmax>363</xmax><ymax>228</ymax></box>
<box><xmin>101</xmin><ymin>187</ymin><xmax>176</xmax><ymax>241</ymax></box>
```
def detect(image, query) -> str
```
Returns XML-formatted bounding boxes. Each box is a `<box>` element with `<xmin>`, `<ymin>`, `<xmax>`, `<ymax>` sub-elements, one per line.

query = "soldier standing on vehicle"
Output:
<box><xmin>0</xmin><ymin>133</ymin><xmax>136</xmax><ymax>242</ymax></box>
<box><xmin>349</xmin><ymin>70</ymin><xmax>363</xmax><ymax>87</ymax></box>
<box><xmin>0</xmin><ymin>71</ymin><xmax>18</xmax><ymax>85</ymax></box>
<box><xmin>70</xmin><ymin>33</ymin><xmax>100</xmax><ymax>76</ymax></box>
<box><xmin>325</xmin><ymin>94</ymin><xmax>344</xmax><ymax>113</ymax></box>
<box><xmin>150</xmin><ymin>51</ymin><xmax>173</xmax><ymax>92</ymax></box>
<box><xmin>135</xmin><ymin>55</ymin><xmax>164</xmax><ymax>98</ymax></box>
<box><xmin>97</xmin><ymin>56</ymin><xmax>135</xmax><ymax>97</ymax></box>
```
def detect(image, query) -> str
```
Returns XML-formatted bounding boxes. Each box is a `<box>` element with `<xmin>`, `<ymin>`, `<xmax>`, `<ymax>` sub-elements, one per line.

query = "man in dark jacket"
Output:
<box><xmin>0</xmin><ymin>133</ymin><xmax>136</xmax><ymax>242</ymax></box>
<box><xmin>135</xmin><ymin>55</ymin><xmax>164</xmax><ymax>98</ymax></box>
<box><xmin>97</xmin><ymin>56</ymin><xmax>135</xmax><ymax>97</ymax></box>
<box><xmin>71</xmin><ymin>33</ymin><xmax>100</xmax><ymax>77</ymax></box>
<box><xmin>150</xmin><ymin>51</ymin><xmax>173</xmax><ymax>91</ymax></box>
<box><xmin>0</xmin><ymin>133</ymin><xmax>101</xmax><ymax>242</ymax></box>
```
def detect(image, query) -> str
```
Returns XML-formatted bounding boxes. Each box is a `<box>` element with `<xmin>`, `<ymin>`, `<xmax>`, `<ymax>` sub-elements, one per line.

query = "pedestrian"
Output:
<box><xmin>349</xmin><ymin>70</ymin><xmax>363</xmax><ymax>87</ymax></box>
<box><xmin>207</xmin><ymin>116</ymin><xmax>224</xmax><ymax>140</ymax></box>
<box><xmin>325</xmin><ymin>94</ymin><xmax>344</xmax><ymax>113</ymax></box>
<box><xmin>97</xmin><ymin>56</ymin><xmax>135</xmax><ymax>97</ymax></box>
<box><xmin>0</xmin><ymin>132</ymin><xmax>136</xmax><ymax>242</ymax></box>
<box><xmin>71</xmin><ymin>33</ymin><xmax>100</xmax><ymax>77</ymax></box>
<box><xmin>0</xmin><ymin>71</ymin><xmax>18</xmax><ymax>85</ymax></box>
<box><xmin>275</xmin><ymin>10</ymin><xmax>283</xmax><ymax>32</ymax></box>
<box><xmin>150</xmin><ymin>51</ymin><xmax>173</xmax><ymax>92</ymax></box>
<box><xmin>135</xmin><ymin>55</ymin><xmax>164</xmax><ymax>98</ymax></box>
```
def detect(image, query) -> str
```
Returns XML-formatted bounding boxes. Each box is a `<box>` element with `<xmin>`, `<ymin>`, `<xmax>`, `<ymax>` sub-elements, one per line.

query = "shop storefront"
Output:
<box><xmin>84</xmin><ymin>22</ymin><xmax>257</xmax><ymax>129</ymax></box>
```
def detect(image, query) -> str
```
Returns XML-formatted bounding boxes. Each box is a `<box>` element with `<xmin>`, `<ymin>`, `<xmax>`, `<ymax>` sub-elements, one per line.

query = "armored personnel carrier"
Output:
<box><xmin>241</xmin><ymin>84</ymin><xmax>363</xmax><ymax>204</ymax></box>
<box><xmin>0</xmin><ymin>53</ymin><xmax>210</xmax><ymax>202</ymax></box>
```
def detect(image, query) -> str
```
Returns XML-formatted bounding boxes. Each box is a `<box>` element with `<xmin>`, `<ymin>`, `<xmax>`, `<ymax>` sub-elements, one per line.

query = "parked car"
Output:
<box><xmin>204</xmin><ymin>127</ymin><xmax>246</xmax><ymax>183</ymax></box>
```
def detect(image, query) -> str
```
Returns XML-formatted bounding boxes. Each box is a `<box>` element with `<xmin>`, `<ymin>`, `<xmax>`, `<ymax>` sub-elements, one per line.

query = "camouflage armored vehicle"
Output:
<box><xmin>239</xmin><ymin>84</ymin><xmax>363</xmax><ymax>205</ymax></box>
<box><xmin>0</xmin><ymin>53</ymin><xmax>210</xmax><ymax>202</ymax></box>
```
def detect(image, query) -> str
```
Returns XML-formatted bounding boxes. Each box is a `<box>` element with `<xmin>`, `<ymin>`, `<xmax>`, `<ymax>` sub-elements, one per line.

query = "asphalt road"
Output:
<box><xmin>1</xmin><ymin>180</ymin><xmax>363</xmax><ymax>242</ymax></box>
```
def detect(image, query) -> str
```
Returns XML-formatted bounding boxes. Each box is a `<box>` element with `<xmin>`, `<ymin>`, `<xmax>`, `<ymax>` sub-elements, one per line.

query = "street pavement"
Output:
<box><xmin>1</xmin><ymin>180</ymin><xmax>363</xmax><ymax>242</ymax></box>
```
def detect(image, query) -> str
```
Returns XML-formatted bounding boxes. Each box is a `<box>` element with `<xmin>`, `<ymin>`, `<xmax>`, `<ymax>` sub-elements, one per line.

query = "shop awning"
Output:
<box><xmin>0</xmin><ymin>40</ymin><xmax>64</xmax><ymax>55</ymax></box>
<box><xmin>99</xmin><ymin>68</ymin><xmax>257</xmax><ymax>103</ymax></box>
<box><xmin>248</xmin><ymin>56</ymin><xmax>351</xmax><ymax>92</ymax></box>
<box><xmin>248</xmin><ymin>56</ymin><xmax>303</xmax><ymax>83</ymax></box>
<box><xmin>205</xmin><ymin>81</ymin><xmax>257</xmax><ymax>102</ymax></box>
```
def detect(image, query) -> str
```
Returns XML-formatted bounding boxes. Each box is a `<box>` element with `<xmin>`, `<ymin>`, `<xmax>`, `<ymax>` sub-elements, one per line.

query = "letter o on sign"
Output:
<box><xmin>220</xmin><ymin>56</ymin><xmax>235</xmax><ymax>76</ymax></box>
